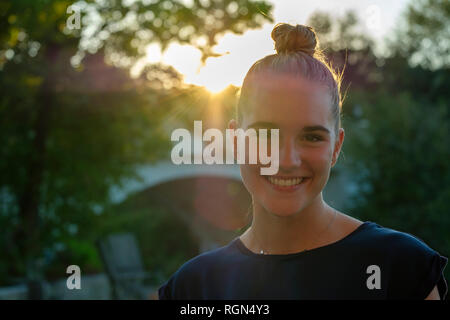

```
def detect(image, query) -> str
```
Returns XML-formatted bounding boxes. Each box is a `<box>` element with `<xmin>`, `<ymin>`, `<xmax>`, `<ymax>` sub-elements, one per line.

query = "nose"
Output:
<box><xmin>278</xmin><ymin>136</ymin><xmax>301</xmax><ymax>172</ymax></box>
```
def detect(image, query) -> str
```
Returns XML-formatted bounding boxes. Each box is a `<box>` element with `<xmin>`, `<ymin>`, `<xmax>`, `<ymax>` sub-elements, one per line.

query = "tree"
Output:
<box><xmin>344</xmin><ymin>90</ymin><xmax>450</xmax><ymax>268</ymax></box>
<box><xmin>307</xmin><ymin>11</ymin><xmax>381</xmax><ymax>94</ymax></box>
<box><xmin>391</xmin><ymin>0</ymin><xmax>450</xmax><ymax>70</ymax></box>
<box><xmin>333</xmin><ymin>4</ymin><xmax>450</xmax><ymax>283</ymax></box>
<box><xmin>0</xmin><ymin>0</ymin><xmax>273</xmax><ymax>284</ymax></box>
<box><xmin>308</xmin><ymin>7</ymin><xmax>449</xmax><ymax>284</ymax></box>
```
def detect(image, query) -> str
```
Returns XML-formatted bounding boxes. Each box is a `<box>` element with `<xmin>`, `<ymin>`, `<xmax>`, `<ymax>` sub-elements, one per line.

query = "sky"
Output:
<box><xmin>141</xmin><ymin>0</ymin><xmax>411</xmax><ymax>93</ymax></box>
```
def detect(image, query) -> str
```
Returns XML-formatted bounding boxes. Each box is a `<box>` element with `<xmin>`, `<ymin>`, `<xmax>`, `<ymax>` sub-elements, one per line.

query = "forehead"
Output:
<box><xmin>242</xmin><ymin>75</ymin><xmax>333</xmax><ymax>129</ymax></box>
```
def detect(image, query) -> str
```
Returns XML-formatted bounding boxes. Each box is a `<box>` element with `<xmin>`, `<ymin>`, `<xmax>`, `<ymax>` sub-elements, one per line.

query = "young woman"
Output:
<box><xmin>158</xmin><ymin>23</ymin><xmax>448</xmax><ymax>300</ymax></box>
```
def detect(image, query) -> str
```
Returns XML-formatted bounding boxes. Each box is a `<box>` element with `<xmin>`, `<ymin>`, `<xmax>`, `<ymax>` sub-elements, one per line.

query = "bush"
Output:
<box><xmin>343</xmin><ymin>88</ymin><xmax>450</xmax><ymax>281</ymax></box>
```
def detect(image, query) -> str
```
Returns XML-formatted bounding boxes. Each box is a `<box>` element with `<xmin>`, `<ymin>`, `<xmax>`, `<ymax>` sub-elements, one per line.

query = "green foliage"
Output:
<box><xmin>0</xmin><ymin>0</ymin><xmax>448</xmax><ymax>295</ymax></box>
<box><xmin>307</xmin><ymin>10</ymin><xmax>374</xmax><ymax>52</ymax></box>
<box><xmin>96</xmin><ymin>194</ymin><xmax>199</xmax><ymax>283</ymax></box>
<box><xmin>79</xmin><ymin>0</ymin><xmax>274</xmax><ymax>64</ymax></box>
<box><xmin>343</xmin><ymin>88</ymin><xmax>450</xmax><ymax>281</ymax></box>
<box><xmin>311</xmin><ymin>6</ymin><xmax>450</xmax><ymax>285</ymax></box>
<box><xmin>45</xmin><ymin>238</ymin><xmax>103</xmax><ymax>280</ymax></box>
<box><xmin>0</xmin><ymin>0</ymin><xmax>273</xmax><ymax>284</ymax></box>
<box><xmin>393</xmin><ymin>0</ymin><xmax>450</xmax><ymax>69</ymax></box>
<box><xmin>0</xmin><ymin>0</ymin><xmax>273</xmax><ymax>68</ymax></box>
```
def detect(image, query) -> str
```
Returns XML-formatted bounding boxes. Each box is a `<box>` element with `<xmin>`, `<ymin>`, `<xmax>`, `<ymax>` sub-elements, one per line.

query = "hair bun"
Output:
<box><xmin>271</xmin><ymin>23</ymin><xmax>317</xmax><ymax>55</ymax></box>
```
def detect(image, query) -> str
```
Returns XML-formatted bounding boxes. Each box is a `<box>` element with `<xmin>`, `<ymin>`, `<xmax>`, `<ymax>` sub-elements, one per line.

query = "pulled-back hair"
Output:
<box><xmin>237</xmin><ymin>23</ymin><xmax>344</xmax><ymax>137</ymax></box>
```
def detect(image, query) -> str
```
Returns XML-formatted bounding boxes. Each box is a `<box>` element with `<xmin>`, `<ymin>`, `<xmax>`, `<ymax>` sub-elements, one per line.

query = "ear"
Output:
<box><xmin>331</xmin><ymin>128</ymin><xmax>345</xmax><ymax>167</ymax></box>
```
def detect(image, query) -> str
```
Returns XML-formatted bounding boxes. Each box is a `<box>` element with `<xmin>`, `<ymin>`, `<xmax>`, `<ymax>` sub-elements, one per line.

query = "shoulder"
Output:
<box><xmin>335</xmin><ymin>213</ymin><xmax>431</xmax><ymax>251</ymax></box>
<box><xmin>175</xmin><ymin>245</ymin><xmax>229</xmax><ymax>279</ymax></box>
<box><xmin>361</xmin><ymin>222</ymin><xmax>448</xmax><ymax>299</ymax></box>
<box><xmin>333</xmin><ymin>214</ymin><xmax>428</xmax><ymax>254</ymax></box>
<box><xmin>158</xmin><ymin>241</ymin><xmax>237</xmax><ymax>299</ymax></box>
<box><xmin>359</xmin><ymin>221</ymin><xmax>438</xmax><ymax>256</ymax></box>
<box><xmin>348</xmin><ymin>220</ymin><xmax>442</xmax><ymax>263</ymax></box>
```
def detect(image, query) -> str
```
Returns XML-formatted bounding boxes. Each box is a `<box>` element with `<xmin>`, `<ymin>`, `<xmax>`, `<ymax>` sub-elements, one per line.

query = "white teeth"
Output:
<box><xmin>267</xmin><ymin>177</ymin><xmax>304</xmax><ymax>186</ymax></box>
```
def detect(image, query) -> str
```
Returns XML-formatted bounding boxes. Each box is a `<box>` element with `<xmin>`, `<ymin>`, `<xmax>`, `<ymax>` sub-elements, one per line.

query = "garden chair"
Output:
<box><xmin>96</xmin><ymin>233</ymin><xmax>157</xmax><ymax>299</ymax></box>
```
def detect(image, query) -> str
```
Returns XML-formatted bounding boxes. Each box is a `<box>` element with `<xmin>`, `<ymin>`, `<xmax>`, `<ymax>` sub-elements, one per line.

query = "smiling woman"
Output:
<box><xmin>158</xmin><ymin>23</ymin><xmax>448</xmax><ymax>300</ymax></box>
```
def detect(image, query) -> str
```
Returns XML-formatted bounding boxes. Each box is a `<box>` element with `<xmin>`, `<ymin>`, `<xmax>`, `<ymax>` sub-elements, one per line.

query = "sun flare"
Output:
<box><xmin>149</xmin><ymin>27</ymin><xmax>276</xmax><ymax>94</ymax></box>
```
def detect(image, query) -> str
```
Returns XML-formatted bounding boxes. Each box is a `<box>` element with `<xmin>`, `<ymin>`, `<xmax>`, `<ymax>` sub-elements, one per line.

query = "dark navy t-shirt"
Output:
<box><xmin>158</xmin><ymin>221</ymin><xmax>448</xmax><ymax>300</ymax></box>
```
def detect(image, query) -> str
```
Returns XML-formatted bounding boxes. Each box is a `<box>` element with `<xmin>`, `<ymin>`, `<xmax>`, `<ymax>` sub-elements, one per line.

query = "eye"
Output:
<box><xmin>304</xmin><ymin>134</ymin><xmax>323</xmax><ymax>142</ymax></box>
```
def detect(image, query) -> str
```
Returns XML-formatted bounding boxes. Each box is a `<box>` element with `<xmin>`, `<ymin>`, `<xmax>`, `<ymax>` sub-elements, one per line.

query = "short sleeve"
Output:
<box><xmin>414</xmin><ymin>251</ymin><xmax>448</xmax><ymax>300</ymax></box>
<box><xmin>387</xmin><ymin>230</ymin><xmax>448</xmax><ymax>300</ymax></box>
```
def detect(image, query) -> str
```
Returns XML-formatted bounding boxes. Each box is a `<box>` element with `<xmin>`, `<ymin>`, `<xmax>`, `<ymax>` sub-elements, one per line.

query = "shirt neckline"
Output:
<box><xmin>232</xmin><ymin>221</ymin><xmax>375</xmax><ymax>259</ymax></box>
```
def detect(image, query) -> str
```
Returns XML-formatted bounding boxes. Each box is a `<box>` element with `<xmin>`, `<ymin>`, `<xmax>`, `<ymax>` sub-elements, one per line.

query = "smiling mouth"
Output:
<box><xmin>263</xmin><ymin>176</ymin><xmax>310</xmax><ymax>187</ymax></box>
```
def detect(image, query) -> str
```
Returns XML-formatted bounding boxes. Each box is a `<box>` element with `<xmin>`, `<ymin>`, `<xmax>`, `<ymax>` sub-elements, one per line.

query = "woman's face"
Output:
<box><xmin>232</xmin><ymin>77</ymin><xmax>344</xmax><ymax>217</ymax></box>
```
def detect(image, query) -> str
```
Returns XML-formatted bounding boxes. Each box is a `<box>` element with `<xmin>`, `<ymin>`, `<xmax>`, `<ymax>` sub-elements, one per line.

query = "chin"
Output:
<box><xmin>261</xmin><ymin>200</ymin><xmax>308</xmax><ymax>218</ymax></box>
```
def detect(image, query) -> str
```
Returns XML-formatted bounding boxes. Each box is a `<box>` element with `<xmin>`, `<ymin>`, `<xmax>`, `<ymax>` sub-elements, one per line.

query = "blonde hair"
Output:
<box><xmin>237</xmin><ymin>23</ymin><xmax>344</xmax><ymax>137</ymax></box>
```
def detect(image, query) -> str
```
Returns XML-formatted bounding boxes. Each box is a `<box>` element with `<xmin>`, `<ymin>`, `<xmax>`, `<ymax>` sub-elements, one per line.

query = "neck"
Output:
<box><xmin>242</xmin><ymin>194</ymin><xmax>337</xmax><ymax>254</ymax></box>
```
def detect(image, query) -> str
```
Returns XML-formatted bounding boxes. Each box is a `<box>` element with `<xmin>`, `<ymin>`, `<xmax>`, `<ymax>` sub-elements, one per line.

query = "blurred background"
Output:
<box><xmin>0</xmin><ymin>0</ymin><xmax>448</xmax><ymax>299</ymax></box>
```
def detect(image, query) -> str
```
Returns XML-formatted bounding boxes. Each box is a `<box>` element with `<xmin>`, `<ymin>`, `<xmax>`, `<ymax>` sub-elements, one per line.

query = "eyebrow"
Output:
<box><xmin>246</xmin><ymin>121</ymin><xmax>278</xmax><ymax>129</ymax></box>
<box><xmin>247</xmin><ymin>122</ymin><xmax>330</xmax><ymax>134</ymax></box>
<box><xmin>302</xmin><ymin>125</ymin><xmax>330</xmax><ymax>134</ymax></box>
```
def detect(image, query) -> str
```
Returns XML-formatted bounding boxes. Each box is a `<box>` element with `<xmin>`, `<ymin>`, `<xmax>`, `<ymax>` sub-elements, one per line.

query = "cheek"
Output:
<box><xmin>305</xmin><ymin>145</ymin><xmax>334</xmax><ymax>170</ymax></box>
<box><xmin>240</xmin><ymin>163</ymin><xmax>261</xmax><ymax>179</ymax></box>
<box><xmin>240</xmin><ymin>164</ymin><xmax>260</xmax><ymax>194</ymax></box>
